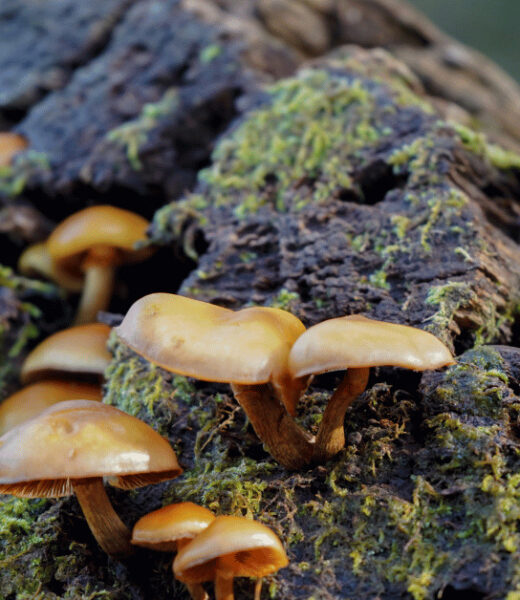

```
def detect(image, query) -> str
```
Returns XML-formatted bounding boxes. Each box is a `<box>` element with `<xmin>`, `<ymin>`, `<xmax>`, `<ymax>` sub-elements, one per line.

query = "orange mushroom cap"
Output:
<box><xmin>0</xmin><ymin>380</ymin><xmax>102</xmax><ymax>435</ymax></box>
<box><xmin>115</xmin><ymin>293</ymin><xmax>306</xmax><ymax>413</ymax></box>
<box><xmin>20</xmin><ymin>323</ymin><xmax>111</xmax><ymax>385</ymax></box>
<box><xmin>132</xmin><ymin>502</ymin><xmax>216</xmax><ymax>552</ymax></box>
<box><xmin>289</xmin><ymin>315</ymin><xmax>455</xmax><ymax>378</ymax></box>
<box><xmin>47</xmin><ymin>205</ymin><xmax>151</xmax><ymax>272</ymax></box>
<box><xmin>0</xmin><ymin>399</ymin><xmax>182</xmax><ymax>497</ymax></box>
<box><xmin>0</xmin><ymin>132</ymin><xmax>28</xmax><ymax>167</ymax></box>
<box><xmin>174</xmin><ymin>516</ymin><xmax>288</xmax><ymax>583</ymax></box>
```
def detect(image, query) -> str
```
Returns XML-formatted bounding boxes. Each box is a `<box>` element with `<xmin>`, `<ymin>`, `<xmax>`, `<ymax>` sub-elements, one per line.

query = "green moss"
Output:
<box><xmin>0</xmin><ymin>151</ymin><xmax>50</xmax><ymax>198</ymax></box>
<box><xmin>0</xmin><ymin>265</ymin><xmax>63</xmax><ymax>398</ymax></box>
<box><xmin>107</xmin><ymin>88</ymin><xmax>179</xmax><ymax>170</ymax></box>
<box><xmin>199</xmin><ymin>43</ymin><xmax>222</xmax><ymax>63</ymax></box>
<box><xmin>268</xmin><ymin>289</ymin><xmax>300</xmax><ymax>312</ymax></box>
<box><xmin>452</xmin><ymin>122</ymin><xmax>520</xmax><ymax>170</ymax></box>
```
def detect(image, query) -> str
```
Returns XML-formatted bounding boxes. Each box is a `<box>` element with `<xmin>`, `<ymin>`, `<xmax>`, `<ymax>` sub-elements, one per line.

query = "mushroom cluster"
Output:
<box><xmin>116</xmin><ymin>293</ymin><xmax>455</xmax><ymax>470</ymax></box>
<box><xmin>2</xmin><ymin>197</ymin><xmax>456</xmax><ymax>598</ymax></box>
<box><xmin>19</xmin><ymin>205</ymin><xmax>153</xmax><ymax>324</ymax></box>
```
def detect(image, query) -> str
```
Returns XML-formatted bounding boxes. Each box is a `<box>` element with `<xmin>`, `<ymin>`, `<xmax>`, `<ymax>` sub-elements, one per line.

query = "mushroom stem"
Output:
<box><xmin>312</xmin><ymin>367</ymin><xmax>370</xmax><ymax>465</ymax></box>
<box><xmin>176</xmin><ymin>539</ymin><xmax>209</xmax><ymax>600</ymax></box>
<box><xmin>254</xmin><ymin>578</ymin><xmax>263</xmax><ymax>600</ymax></box>
<box><xmin>73</xmin><ymin>478</ymin><xmax>133</xmax><ymax>559</ymax></box>
<box><xmin>231</xmin><ymin>383</ymin><xmax>314</xmax><ymax>470</ymax></box>
<box><xmin>214</xmin><ymin>573</ymin><xmax>234</xmax><ymax>600</ymax></box>
<box><xmin>75</xmin><ymin>249</ymin><xmax>116</xmax><ymax>325</ymax></box>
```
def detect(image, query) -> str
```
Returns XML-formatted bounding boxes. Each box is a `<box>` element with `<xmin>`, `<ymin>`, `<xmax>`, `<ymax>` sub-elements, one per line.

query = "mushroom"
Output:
<box><xmin>0</xmin><ymin>132</ymin><xmax>28</xmax><ymax>167</ymax></box>
<box><xmin>115</xmin><ymin>293</ymin><xmax>312</xmax><ymax>469</ymax></box>
<box><xmin>173</xmin><ymin>515</ymin><xmax>288</xmax><ymax>600</ymax></box>
<box><xmin>288</xmin><ymin>315</ymin><xmax>455</xmax><ymax>464</ymax></box>
<box><xmin>0</xmin><ymin>399</ymin><xmax>182</xmax><ymax>558</ymax></box>
<box><xmin>18</xmin><ymin>242</ymin><xmax>84</xmax><ymax>293</ymax></box>
<box><xmin>20</xmin><ymin>323</ymin><xmax>111</xmax><ymax>385</ymax></box>
<box><xmin>46</xmin><ymin>205</ymin><xmax>152</xmax><ymax>324</ymax></box>
<box><xmin>0</xmin><ymin>380</ymin><xmax>102</xmax><ymax>435</ymax></box>
<box><xmin>132</xmin><ymin>502</ymin><xmax>215</xmax><ymax>600</ymax></box>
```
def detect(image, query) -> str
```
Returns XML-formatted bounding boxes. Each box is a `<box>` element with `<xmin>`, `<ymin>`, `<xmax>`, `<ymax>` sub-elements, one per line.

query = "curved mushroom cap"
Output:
<box><xmin>21</xmin><ymin>323</ymin><xmax>111</xmax><ymax>384</ymax></box>
<box><xmin>0</xmin><ymin>133</ymin><xmax>28</xmax><ymax>167</ymax></box>
<box><xmin>0</xmin><ymin>399</ymin><xmax>182</xmax><ymax>497</ymax></box>
<box><xmin>47</xmin><ymin>205</ymin><xmax>151</xmax><ymax>270</ymax></box>
<box><xmin>0</xmin><ymin>380</ymin><xmax>102</xmax><ymax>435</ymax></box>
<box><xmin>116</xmin><ymin>293</ymin><xmax>305</xmax><ymax>388</ymax></box>
<box><xmin>173</xmin><ymin>516</ymin><xmax>289</xmax><ymax>582</ymax></box>
<box><xmin>18</xmin><ymin>242</ymin><xmax>84</xmax><ymax>292</ymax></box>
<box><xmin>132</xmin><ymin>502</ymin><xmax>215</xmax><ymax>551</ymax></box>
<box><xmin>289</xmin><ymin>315</ymin><xmax>455</xmax><ymax>378</ymax></box>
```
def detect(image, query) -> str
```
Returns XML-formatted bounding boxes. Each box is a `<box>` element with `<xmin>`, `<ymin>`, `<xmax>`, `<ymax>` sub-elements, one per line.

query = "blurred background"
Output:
<box><xmin>411</xmin><ymin>0</ymin><xmax>520</xmax><ymax>81</ymax></box>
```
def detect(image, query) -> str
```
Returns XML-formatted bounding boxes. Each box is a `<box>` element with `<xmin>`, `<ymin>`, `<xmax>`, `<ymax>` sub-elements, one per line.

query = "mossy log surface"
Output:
<box><xmin>2</xmin><ymin>2</ymin><xmax>520</xmax><ymax>600</ymax></box>
<box><xmin>2</xmin><ymin>45</ymin><xmax>520</xmax><ymax>600</ymax></box>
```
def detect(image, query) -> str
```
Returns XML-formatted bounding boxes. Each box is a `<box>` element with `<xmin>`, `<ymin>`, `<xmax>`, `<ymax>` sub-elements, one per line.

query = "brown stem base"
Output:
<box><xmin>312</xmin><ymin>367</ymin><xmax>370</xmax><ymax>465</ymax></box>
<box><xmin>73</xmin><ymin>478</ymin><xmax>133</xmax><ymax>559</ymax></box>
<box><xmin>231</xmin><ymin>383</ymin><xmax>314</xmax><ymax>470</ymax></box>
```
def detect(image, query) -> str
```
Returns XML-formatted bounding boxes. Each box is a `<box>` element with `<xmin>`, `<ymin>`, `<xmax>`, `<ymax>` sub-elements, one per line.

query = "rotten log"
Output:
<box><xmin>1</xmin><ymin>2</ymin><xmax>520</xmax><ymax>600</ymax></box>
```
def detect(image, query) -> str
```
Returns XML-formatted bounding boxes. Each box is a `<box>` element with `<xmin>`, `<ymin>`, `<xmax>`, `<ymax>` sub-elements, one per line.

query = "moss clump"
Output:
<box><xmin>106</xmin><ymin>88</ymin><xmax>179</xmax><ymax>171</ymax></box>
<box><xmin>0</xmin><ymin>265</ymin><xmax>64</xmax><ymax>398</ymax></box>
<box><xmin>0</xmin><ymin>151</ymin><xmax>50</xmax><ymax>198</ymax></box>
<box><xmin>452</xmin><ymin>122</ymin><xmax>520</xmax><ymax>170</ymax></box>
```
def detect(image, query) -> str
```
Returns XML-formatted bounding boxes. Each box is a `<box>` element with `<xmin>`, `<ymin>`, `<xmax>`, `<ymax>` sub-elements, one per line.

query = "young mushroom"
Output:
<box><xmin>288</xmin><ymin>315</ymin><xmax>456</xmax><ymax>464</ymax></box>
<box><xmin>173</xmin><ymin>516</ymin><xmax>288</xmax><ymax>600</ymax></box>
<box><xmin>0</xmin><ymin>132</ymin><xmax>28</xmax><ymax>167</ymax></box>
<box><xmin>0</xmin><ymin>380</ymin><xmax>102</xmax><ymax>435</ymax></box>
<box><xmin>132</xmin><ymin>502</ymin><xmax>215</xmax><ymax>600</ymax></box>
<box><xmin>20</xmin><ymin>323</ymin><xmax>111</xmax><ymax>385</ymax></box>
<box><xmin>18</xmin><ymin>242</ymin><xmax>84</xmax><ymax>293</ymax></box>
<box><xmin>0</xmin><ymin>400</ymin><xmax>182</xmax><ymax>559</ymax></box>
<box><xmin>46</xmin><ymin>205</ymin><xmax>152</xmax><ymax>324</ymax></box>
<box><xmin>115</xmin><ymin>293</ymin><xmax>312</xmax><ymax>469</ymax></box>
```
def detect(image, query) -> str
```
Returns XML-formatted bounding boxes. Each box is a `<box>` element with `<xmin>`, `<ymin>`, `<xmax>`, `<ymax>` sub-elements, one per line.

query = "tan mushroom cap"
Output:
<box><xmin>132</xmin><ymin>502</ymin><xmax>215</xmax><ymax>551</ymax></box>
<box><xmin>18</xmin><ymin>242</ymin><xmax>84</xmax><ymax>292</ymax></box>
<box><xmin>47</xmin><ymin>205</ymin><xmax>151</xmax><ymax>270</ymax></box>
<box><xmin>21</xmin><ymin>323</ymin><xmax>111</xmax><ymax>384</ymax></box>
<box><xmin>116</xmin><ymin>293</ymin><xmax>305</xmax><ymax>388</ymax></box>
<box><xmin>0</xmin><ymin>380</ymin><xmax>102</xmax><ymax>435</ymax></box>
<box><xmin>0</xmin><ymin>399</ymin><xmax>182</xmax><ymax>497</ymax></box>
<box><xmin>174</xmin><ymin>516</ymin><xmax>289</xmax><ymax>582</ymax></box>
<box><xmin>0</xmin><ymin>132</ymin><xmax>28</xmax><ymax>167</ymax></box>
<box><xmin>289</xmin><ymin>315</ymin><xmax>455</xmax><ymax>378</ymax></box>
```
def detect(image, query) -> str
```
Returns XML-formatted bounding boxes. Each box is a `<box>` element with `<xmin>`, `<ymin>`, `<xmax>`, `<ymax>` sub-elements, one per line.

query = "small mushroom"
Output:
<box><xmin>173</xmin><ymin>516</ymin><xmax>288</xmax><ymax>600</ymax></box>
<box><xmin>0</xmin><ymin>132</ymin><xmax>28</xmax><ymax>167</ymax></box>
<box><xmin>18</xmin><ymin>242</ymin><xmax>84</xmax><ymax>293</ymax></box>
<box><xmin>288</xmin><ymin>315</ymin><xmax>455</xmax><ymax>464</ymax></box>
<box><xmin>132</xmin><ymin>502</ymin><xmax>215</xmax><ymax>600</ymax></box>
<box><xmin>0</xmin><ymin>380</ymin><xmax>102</xmax><ymax>435</ymax></box>
<box><xmin>115</xmin><ymin>293</ymin><xmax>312</xmax><ymax>469</ymax></box>
<box><xmin>20</xmin><ymin>323</ymin><xmax>111</xmax><ymax>385</ymax></box>
<box><xmin>0</xmin><ymin>400</ymin><xmax>182</xmax><ymax>558</ymax></box>
<box><xmin>46</xmin><ymin>205</ymin><xmax>152</xmax><ymax>324</ymax></box>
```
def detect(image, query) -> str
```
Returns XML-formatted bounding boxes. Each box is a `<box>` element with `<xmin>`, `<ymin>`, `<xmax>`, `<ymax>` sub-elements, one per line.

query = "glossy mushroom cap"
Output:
<box><xmin>47</xmin><ymin>205</ymin><xmax>151</xmax><ymax>271</ymax></box>
<box><xmin>132</xmin><ymin>502</ymin><xmax>215</xmax><ymax>552</ymax></box>
<box><xmin>18</xmin><ymin>242</ymin><xmax>84</xmax><ymax>292</ymax></box>
<box><xmin>0</xmin><ymin>132</ymin><xmax>28</xmax><ymax>167</ymax></box>
<box><xmin>174</xmin><ymin>516</ymin><xmax>289</xmax><ymax>583</ymax></box>
<box><xmin>0</xmin><ymin>380</ymin><xmax>102</xmax><ymax>435</ymax></box>
<box><xmin>0</xmin><ymin>399</ymin><xmax>182</xmax><ymax>497</ymax></box>
<box><xmin>116</xmin><ymin>293</ymin><xmax>306</xmax><ymax>412</ymax></box>
<box><xmin>289</xmin><ymin>315</ymin><xmax>455</xmax><ymax>377</ymax></box>
<box><xmin>20</xmin><ymin>323</ymin><xmax>111</xmax><ymax>384</ymax></box>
